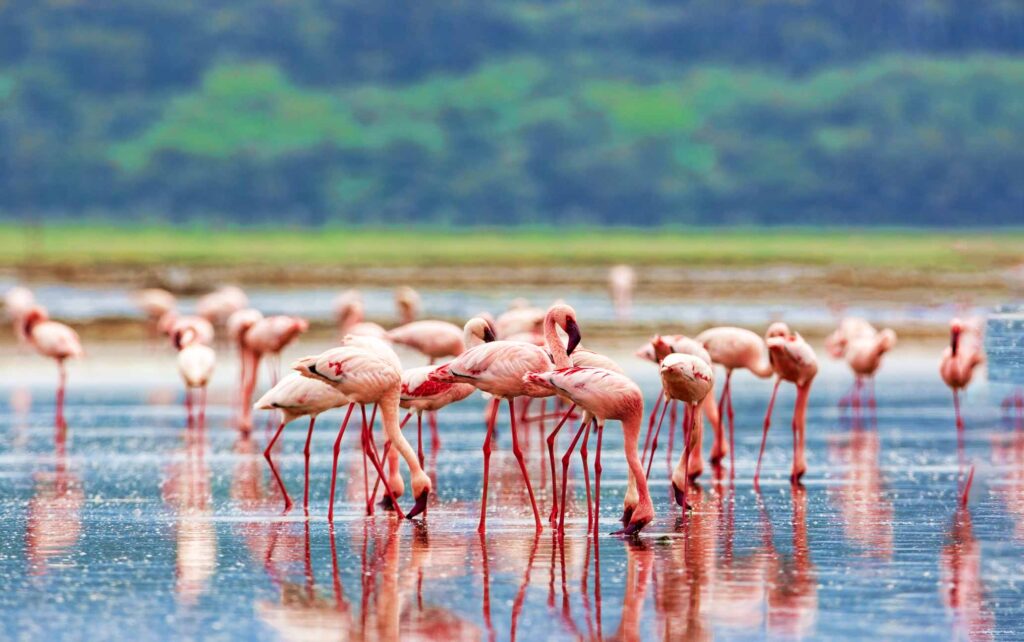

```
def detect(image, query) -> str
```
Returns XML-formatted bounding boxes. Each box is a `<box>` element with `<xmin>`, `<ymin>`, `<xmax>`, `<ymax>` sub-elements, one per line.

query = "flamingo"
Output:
<box><xmin>429</xmin><ymin>305</ymin><xmax>582</xmax><ymax>533</ymax></box>
<box><xmin>495</xmin><ymin>302</ymin><xmax>545</xmax><ymax>339</ymax></box>
<box><xmin>385</xmin><ymin>319</ymin><xmax>466</xmax><ymax>364</ymax></box>
<box><xmin>6</xmin><ymin>286</ymin><xmax>36</xmax><ymax>344</ymax></box>
<box><xmin>940</xmin><ymin>317</ymin><xmax>985</xmax><ymax>432</ymax></box>
<box><xmin>824</xmin><ymin>317</ymin><xmax>876</xmax><ymax>359</ymax></box>
<box><xmin>753</xmin><ymin>322</ymin><xmax>818</xmax><ymax>487</ymax></box>
<box><xmin>334</xmin><ymin>291</ymin><xmax>387</xmax><ymax>339</ymax></box>
<box><xmin>695</xmin><ymin>326</ymin><xmax>773</xmax><ymax>478</ymax></box>
<box><xmin>254</xmin><ymin>372</ymin><xmax>349</xmax><ymax>513</ymax></box>
<box><xmin>158</xmin><ymin>311</ymin><xmax>215</xmax><ymax>347</ymax></box>
<box><xmin>294</xmin><ymin>346</ymin><xmax>432</xmax><ymax>521</ymax></box>
<box><xmin>636</xmin><ymin>334</ymin><xmax>724</xmax><ymax>469</ymax></box>
<box><xmin>647</xmin><ymin>340</ymin><xmax>715</xmax><ymax>509</ymax></box>
<box><xmin>394</xmin><ymin>286</ymin><xmax>422</xmax><ymax>325</ymax></box>
<box><xmin>196</xmin><ymin>285</ymin><xmax>249</xmax><ymax>327</ymax></box>
<box><xmin>608</xmin><ymin>264</ymin><xmax>636</xmax><ymax>321</ymax></box>
<box><xmin>829</xmin><ymin>318</ymin><xmax>897</xmax><ymax>410</ymax></box>
<box><xmin>136</xmin><ymin>288</ymin><xmax>176</xmax><ymax>338</ymax></box>
<box><xmin>175</xmin><ymin>326</ymin><xmax>216</xmax><ymax>427</ymax></box>
<box><xmin>22</xmin><ymin>305</ymin><xmax>83</xmax><ymax>426</ymax></box>
<box><xmin>524</xmin><ymin>365</ymin><xmax>654</xmax><ymax>537</ymax></box>
<box><xmin>238</xmin><ymin>315</ymin><xmax>309</xmax><ymax>430</ymax></box>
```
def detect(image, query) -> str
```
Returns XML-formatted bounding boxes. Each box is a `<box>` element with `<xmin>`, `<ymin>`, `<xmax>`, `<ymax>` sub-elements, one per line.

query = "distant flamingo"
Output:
<box><xmin>495</xmin><ymin>301</ymin><xmax>545</xmax><ymax>339</ymax></box>
<box><xmin>608</xmin><ymin>264</ymin><xmax>636</xmax><ymax>321</ymax></box>
<box><xmin>429</xmin><ymin>305</ymin><xmax>581</xmax><ymax>533</ymax></box>
<box><xmin>385</xmin><ymin>319</ymin><xmax>467</xmax><ymax>363</ymax></box>
<box><xmin>196</xmin><ymin>285</ymin><xmax>249</xmax><ymax>327</ymax></box>
<box><xmin>254</xmin><ymin>372</ymin><xmax>349</xmax><ymax>513</ymax></box>
<box><xmin>753</xmin><ymin>322</ymin><xmax>818</xmax><ymax>487</ymax></box>
<box><xmin>175</xmin><ymin>326</ymin><xmax>216</xmax><ymax>428</ymax></box>
<box><xmin>646</xmin><ymin>339</ymin><xmax>715</xmax><ymax>509</ymax></box>
<box><xmin>333</xmin><ymin>291</ymin><xmax>386</xmax><ymax>339</ymax></box>
<box><xmin>238</xmin><ymin>315</ymin><xmax>309</xmax><ymax>430</ymax></box>
<box><xmin>695</xmin><ymin>326</ymin><xmax>773</xmax><ymax>478</ymax></box>
<box><xmin>294</xmin><ymin>346</ymin><xmax>432</xmax><ymax>521</ymax></box>
<box><xmin>136</xmin><ymin>288</ymin><xmax>176</xmax><ymax>339</ymax></box>
<box><xmin>525</xmin><ymin>364</ymin><xmax>653</xmax><ymax>537</ymax></box>
<box><xmin>6</xmin><ymin>286</ymin><xmax>36</xmax><ymax>344</ymax></box>
<box><xmin>22</xmin><ymin>305</ymin><xmax>83</xmax><ymax>426</ymax></box>
<box><xmin>824</xmin><ymin>317</ymin><xmax>875</xmax><ymax>359</ymax></box>
<box><xmin>828</xmin><ymin>318</ymin><xmax>896</xmax><ymax>411</ymax></box>
<box><xmin>226</xmin><ymin>307</ymin><xmax>264</xmax><ymax>397</ymax></box>
<box><xmin>158</xmin><ymin>311</ymin><xmax>215</xmax><ymax>347</ymax></box>
<box><xmin>394</xmin><ymin>286</ymin><xmax>422</xmax><ymax>325</ymax></box>
<box><xmin>940</xmin><ymin>317</ymin><xmax>985</xmax><ymax>432</ymax></box>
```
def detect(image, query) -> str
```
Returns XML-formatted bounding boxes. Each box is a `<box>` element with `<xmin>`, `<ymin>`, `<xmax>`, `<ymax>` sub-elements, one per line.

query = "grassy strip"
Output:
<box><xmin>2</xmin><ymin>224</ymin><xmax>1022</xmax><ymax>270</ymax></box>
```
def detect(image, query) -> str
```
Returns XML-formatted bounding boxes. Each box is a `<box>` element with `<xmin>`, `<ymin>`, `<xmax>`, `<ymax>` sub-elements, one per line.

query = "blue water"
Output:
<box><xmin>1</xmin><ymin>355</ymin><xmax>1023</xmax><ymax>640</ymax></box>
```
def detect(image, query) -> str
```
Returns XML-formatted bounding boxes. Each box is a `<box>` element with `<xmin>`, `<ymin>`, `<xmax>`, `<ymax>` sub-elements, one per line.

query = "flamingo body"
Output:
<box><xmin>386</xmin><ymin>320</ymin><xmax>465</xmax><ymax>361</ymax></box>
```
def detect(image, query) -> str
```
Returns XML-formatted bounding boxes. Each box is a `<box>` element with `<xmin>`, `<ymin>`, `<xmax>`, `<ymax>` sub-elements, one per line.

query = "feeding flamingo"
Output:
<box><xmin>159</xmin><ymin>311</ymin><xmax>215</xmax><ymax>347</ymax></box>
<box><xmin>940</xmin><ymin>317</ymin><xmax>985</xmax><ymax>432</ymax></box>
<box><xmin>753</xmin><ymin>322</ymin><xmax>818</xmax><ymax>487</ymax></box>
<box><xmin>294</xmin><ymin>346</ymin><xmax>432</xmax><ymax>521</ymax></box>
<box><xmin>22</xmin><ymin>305</ymin><xmax>83</xmax><ymax>426</ymax></box>
<box><xmin>827</xmin><ymin>318</ymin><xmax>897</xmax><ymax>411</ymax></box>
<box><xmin>254</xmin><ymin>372</ymin><xmax>349</xmax><ymax>513</ymax></box>
<box><xmin>175</xmin><ymin>326</ymin><xmax>216</xmax><ymax>427</ymax></box>
<box><xmin>695</xmin><ymin>326</ymin><xmax>773</xmax><ymax>478</ymax></box>
<box><xmin>136</xmin><ymin>288</ymin><xmax>176</xmax><ymax>339</ymax></box>
<box><xmin>429</xmin><ymin>305</ymin><xmax>582</xmax><ymax>533</ymax></box>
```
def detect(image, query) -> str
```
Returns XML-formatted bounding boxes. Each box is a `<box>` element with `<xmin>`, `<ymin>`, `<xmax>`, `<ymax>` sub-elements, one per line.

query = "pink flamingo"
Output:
<box><xmin>238</xmin><ymin>315</ymin><xmax>309</xmax><ymax>430</ymax></box>
<box><xmin>175</xmin><ymin>326</ymin><xmax>216</xmax><ymax>427</ymax></box>
<box><xmin>824</xmin><ymin>317</ymin><xmax>875</xmax><ymax>359</ymax></box>
<box><xmin>5</xmin><ymin>286</ymin><xmax>36</xmax><ymax>345</ymax></box>
<box><xmin>254</xmin><ymin>372</ymin><xmax>349</xmax><ymax>513</ymax></box>
<box><xmin>695</xmin><ymin>326</ymin><xmax>773</xmax><ymax>478</ymax></box>
<box><xmin>753</xmin><ymin>322</ymin><xmax>818</xmax><ymax>487</ymax></box>
<box><xmin>429</xmin><ymin>305</ymin><xmax>581</xmax><ymax>533</ymax></box>
<box><xmin>524</xmin><ymin>364</ymin><xmax>654</xmax><ymax>537</ymax></box>
<box><xmin>495</xmin><ymin>301</ymin><xmax>545</xmax><ymax>339</ymax></box>
<box><xmin>940</xmin><ymin>317</ymin><xmax>985</xmax><ymax>432</ymax></box>
<box><xmin>394</xmin><ymin>286</ymin><xmax>422</xmax><ymax>325</ymax></box>
<box><xmin>294</xmin><ymin>346</ymin><xmax>432</xmax><ymax>521</ymax></box>
<box><xmin>637</xmin><ymin>334</ymin><xmax>723</xmax><ymax>469</ymax></box>
<box><xmin>158</xmin><ymin>311</ymin><xmax>214</xmax><ymax>347</ymax></box>
<box><xmin>385</xmin><ymin>319</ymin><xmax>467</xmax><ymax>364</ymax></box>
<box><xmin>647</xmin><ymin>342</ymin><xmax>715</xmax><ymax>509</ymax></box>
<box><xmin>136</xmin><ymin>288</ymin><xmax>176</xmax><ymax>339</ymax></box>
<box><xmin>22</xmin><ymin>306</ymin><xmax>83</xmax><ymax>426</ymax></box>
<box><xmin>608</xmin><ymin>264</ymin><xmax>636</xmax><ymax>321</ymax></box>
<box><xmin>334</xmin><ymin>291</ymin><xmax>387</xmax><ymax>339</ymax></box>
<box><xmin>829</xmin><ymin>318</ymin><xmax>896</xmax><ymax>411</ymax></box>
<box><xmin>196</xmin><ymin>285</ymin><xmax>249</xmax><ymax>327</ymax></box>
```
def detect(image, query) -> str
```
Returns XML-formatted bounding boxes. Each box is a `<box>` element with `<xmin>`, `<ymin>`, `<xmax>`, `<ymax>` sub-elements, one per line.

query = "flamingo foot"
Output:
<box><xmin>406</xmin><ymin>491</ymin><xmax>430</xmax><ymax>520</ymax></box>
<box><xmin>620</xmin><ymin>506</ymin><xmax>634</xmax><ymax>527</ymax></box>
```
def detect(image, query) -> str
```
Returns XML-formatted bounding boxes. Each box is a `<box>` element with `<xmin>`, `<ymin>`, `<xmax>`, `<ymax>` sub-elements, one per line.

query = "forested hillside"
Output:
<box><xmin>1</xmin><ymin>1</ymin><xmax>1022</xmax><ymax>225</ymax></box>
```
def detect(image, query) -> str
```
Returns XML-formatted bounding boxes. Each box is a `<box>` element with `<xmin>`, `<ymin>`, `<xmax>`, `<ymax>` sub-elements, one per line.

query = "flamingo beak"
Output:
<box><xmin>565</xmin><ymin>318</ymin><xmax>582</xmax><ymax>356</ymax></box>
<box><xmin>620</xmin><ymin>505</ymin><xmax>634</xmax><ymax>527</ymax></box>
<box><xmin>672</xmin><ymin>481</ymin><xmax>689</xmax><ymax>509</ymax></box>
<box><xmin>406</xmin><ymin>490</ymin><xmax>429</xmax><ymax>520</ymax></box>
<box><xmin>951</xmin><ymin>327</ymin><xmax>961</xmax><ymax>356</ymax></box>
<box><xmin>612</xmin><ymin>516</ymin><xmax>649</xmax><ymax>537</ymax></box>
<box><xmin>483</xmin><ymin>325</ymin><xmax>496</xmax><ymax>343</ymax></box>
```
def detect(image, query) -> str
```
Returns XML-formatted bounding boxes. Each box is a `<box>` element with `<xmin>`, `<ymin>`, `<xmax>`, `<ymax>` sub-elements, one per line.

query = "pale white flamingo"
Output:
<box><xmin>294</xmin><ymin>346</ymin><xmax>432</xmax><ymax>521</ymax></box>
<box><xmin>175</xmin><ymin>326</ymin><xmax>216</xmax><ymax>427</ymax></box>
<box><xmin>429</xmin><ymin>305</ymin><xmax>581</xmax><ymax>533</ymax></box>
<box><xmin>334</xmin><ymin>291</ymin><xmax>386</xmax><ymax>339</ymax></box>
<box><xmin>753</xmin><ymin>322</ymin><xmax>818</xmax><ymax>487</ymax></box>
<box><xmin>5</xmin><ymin>286</ymin><xmax>36</xmax><ymax>343</ymax></box>
<box><xmin>158</xmin><ymin>310</ymin><xmax>215</xmax><ymax>347</ymax></box>
<box><xmin>385</xmin><ymin>319</ymin><xmax>466</xmax><ymax>363</ymax></box>
<box><xmin>22</xmin><ymin>305</ymin><xmax>83</xmax><ymax>425</ymax></box>
<box><xmin>254</xmin><ymin>372</ymin><xmax>350</xmax><ymax>513</ymax></box>
<box><xmin>608</xmin><ymin>264</ymin><xmax>636</xmax><ymax>321</ymax></box>
<box><xmin>394</xmin><ymin>286</ymin><xmax>422</xmax><ymax>325</ymax></box>
<box><xmin>695</xmin><ymin>326</ymin><xmax>773</xmax><ymax>478</ymax></box>
<box><xmin>940</xmin><ymin>317</ymin><xmax>985</xmax><ymax>432</ymax></box>
<box><xmin>830</xmin><ymin>318</ymin><xmax>896</xmax><ymax>410</ymax></box>
<box><xmin>824</xmin><ymin>317</ymin><xmax>876</xmax><ymax>359</ymax></box>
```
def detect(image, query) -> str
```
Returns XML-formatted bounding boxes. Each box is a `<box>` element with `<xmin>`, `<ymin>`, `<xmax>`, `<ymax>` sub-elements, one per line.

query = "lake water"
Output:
<box><xmin>1</xmin><ymin>333</ymin><xmax>1023</xmax><ymax>640</ymax></box>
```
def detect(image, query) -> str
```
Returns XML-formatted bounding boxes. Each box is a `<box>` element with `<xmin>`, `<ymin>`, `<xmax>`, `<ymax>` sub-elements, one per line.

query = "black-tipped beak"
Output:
<box><xmin>307</xmin><ymin>363</ymin><xmax>320</xmax><ymax>377</ymax></box>
<box><xmin>672</xmin><ymin>482</ymin><xmax>690</xmax><ymax>510</ymax></box>
<box><xmin>377</xmin><ymin>494</ymin><xmax>396</xmax><ymax>511</ymax></box>
<box><xmin>483</xmin><ymin>324</ymin><xmax>496</xmax><ymax>343</ymax></box>
<box><xmin>612</xmin><ymin>517</ymin><xmax>648</xmax><ymax>537</ymax></box>
<box><xmin>620</xmin><ymin>506</ymin><xmax>634</xmax><ymax>527</ymax></box>
<box><xmin>406</xmin><ymin>491</ymin><xmax>429</xmax><ymax>520</ymax></box>
<box><xmin>173</xmin><ymin>331</ymin><xmax>183</xmax><ymax>350</ymax></box>
<box><xmin>565</xmin><ymin>318</ymin><xmax>582</xmax><ymax>356</ymax></box>
<box><xmin>951</xmin><ymin>328</ymin><xmax>961</xmax><ymax>356</ymax></box>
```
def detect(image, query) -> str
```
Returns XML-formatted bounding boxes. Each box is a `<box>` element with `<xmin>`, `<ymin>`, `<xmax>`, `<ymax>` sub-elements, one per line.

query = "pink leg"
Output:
<box><xmin>754</xmin><ymin>378</ymin><xmax>782</xmax><ymax>488</ymax></box>
<box><xmin>478</xmin><ymin>397</ymin><xmax>501</xmax><ymax>534</ymax></box>
<box><xmin>417</xmin><ymin>412</ymin><xmax>425</xmax><ymax>468</ymax></box>
<box><xmin>361</xmin><ymin>404</ymin><xmax>404</xmax><ymax>519</ymax></box>
<box><xmin>185</xmin><ymin>387</ymin><xmax>194</xmax><ymax>430</ymax></box>
<box><xmin>559</xmin><ymin>417</ymin><xmax>591</xmax><ymax>533</ymax></box>
<box><xmin>302</xmin><ymin>416</ymin><xmax>316</xmax><ymax>514</ymax></box>
<box><xmin>199</xmin><ymin>386</ymin><xmax>207</xmax><ymax>429</ymax></box>
<box><xmin>667</xmin><ymin>400</ymin><xmax>677</xmax><ymax>472</ymax></box>
<box><xmin>680</xmin><ymin>403</ymin><xmax>697</xmax><ymax>510</ymax></box>
<box><xmin>328</xmin><ymin>404</ymin><xmax>356</xmax><ymax>522</ymax></box>
<box><xmin>264</xmin><ymin>420</ymin><xmax>293</xmax><ymax>512</ymax></box>
<box><xmin>953</xmin><ymin>388</ymin><xmax>965</xmax><ymax>432</ymax></box>
<box><xmin>645</xmin><ymin>398</ymin><xmax>671</xmax><ymax>479</ymax></box>
<box><xmin>546</xmin><ymin>403</ymin><xmax>577</xmax><ymax>523</ymax></box>
<box><xmin>579</xmin><ymin>416</ymin><xmax>594</xmax><ymax>531</ymax></box>
<box><xmin>429</xmin><ymin>411</ymin><xmax>441</xmax><ymax>452</ymax></box>
<box><xmin>641</xmin><ymin>394</ymin><xmax>663</xmax><ymax>463</ymax></box>
<box><xmin>508</xmin><ymin>399</ymin><xmax>543</xmax><ymax>533</ymax></box>
<box><xmin>56</xmin><ymin>359</ymin><xmax>67</xmax><ymax>429</ymax></box>
<box><xmin>593</xmin><ymin>421</ymin><xmax>604</xmax><ymax>540</ymax></box>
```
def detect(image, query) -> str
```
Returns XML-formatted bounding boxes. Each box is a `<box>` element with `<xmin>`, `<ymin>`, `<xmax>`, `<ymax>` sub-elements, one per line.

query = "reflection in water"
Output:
<box><xmin>940</xmin><ymin>508</ymin><xmax>994</xmax><ymax>642</ymax></box>
<box><xmin>992</xmin><ymin>431</ymin><xmax>1024</xmax><ymax>542</ymax></box>
<box><xmin>25</xmin><ymin>434</ymin><xmax>83</xmax><ymax>576</ymax></box>
<box><xmin>828</xmin><ymin>428</ymin><xmax>894</xmax><ymax>559</ymax></box>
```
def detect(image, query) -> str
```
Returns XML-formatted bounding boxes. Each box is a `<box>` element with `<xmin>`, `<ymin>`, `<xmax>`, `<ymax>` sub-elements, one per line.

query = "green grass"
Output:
<box><xmin>2</xmin><ymin>224</ymin><xmax>1022</xmax><ymax>271</ymax></box>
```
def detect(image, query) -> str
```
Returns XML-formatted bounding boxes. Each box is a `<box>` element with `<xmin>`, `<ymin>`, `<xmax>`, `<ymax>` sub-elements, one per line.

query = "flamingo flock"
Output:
<box><xmin>3</xmin><ymin>280</ymin><xmax>992</xmax><ymax>539</ymax></box>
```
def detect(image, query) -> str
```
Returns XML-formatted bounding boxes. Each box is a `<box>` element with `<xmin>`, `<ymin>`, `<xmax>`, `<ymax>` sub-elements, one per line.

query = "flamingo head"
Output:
<box><xmin>546</xmin><ymin>303</ymin><xmax>582</xmax><ymax>355</ymax></box>
<box><xmin>463</xmin><ymin>316</ymin><xmax>497</xmax><ymax>347</ymax></box>
<box><xmin>173</xmin><ymin>327</ymin><xmax>198</xmax><ymax>350</ymax></box>
<box><xmin>651</xmin><ymin>335</ymin><xmax>673</xmax><ymax>362</ymax></box>
<box><xmin>950</xmin><ymin>318</ymin><xmax>963</xmax><ymax>356</ymax></box>
<box><xmin>292</xmin><ymin>355</ymin><xmax>321</xmax><ymax>379</ymax></box>
<box><xmin>395</xmin><ymin>286</ymin><xmax>421</xmax><ymax>323</ymax></box>
<box><xmin>21</xmin><ymin>305</ymin><xmax>48</xmax><ymax>337</ymax></box>
<box><xmin>766</xmin><ymin>321</ymin><xmax>791</xmax><ymax>340</ymax></box>
<box><xmin>226</xmin><ymin>308</ymin><xmax>262</xmax><ymax>343</ymax></box>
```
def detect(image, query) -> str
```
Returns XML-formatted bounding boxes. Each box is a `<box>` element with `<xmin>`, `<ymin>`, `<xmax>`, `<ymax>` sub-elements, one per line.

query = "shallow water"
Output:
<box><xmin>1</xmin><ymin>351</ymin><xmax>1024</xmax><ymax>641</ymax></box>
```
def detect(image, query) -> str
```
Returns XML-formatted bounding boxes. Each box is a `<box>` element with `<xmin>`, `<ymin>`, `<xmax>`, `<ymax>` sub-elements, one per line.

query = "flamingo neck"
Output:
<box><xmin>544</xmin><ymin>315</ymin><xmax>571</xmax><ymax>369</ymax></box>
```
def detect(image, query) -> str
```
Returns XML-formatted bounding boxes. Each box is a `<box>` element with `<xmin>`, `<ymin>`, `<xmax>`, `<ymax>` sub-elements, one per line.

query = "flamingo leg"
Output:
<box><xmin>328</xmin><ymin>404</ymin><xmax>356</xmax><ymax>522</ymax></box>
<box><xmin>593</xmin><ymin>420</ymin><xmax>604</xmax><ymax>540</ymax></box>
<box><xmin>754</xmin><ymin>378</ymin><xmax>782</xmax><ymax>488</ymax></box>
<box><xmin>667</xmin><ymin>399</ymin><xmax>677</xmax><ymax>473</ymax></box>
<box><xmin>546</xmin><ymin>403</ymin><xmax>578</xmax><ymax>524</ymax></box>
<box><xmin>429</xmin><ymin>410</ymin><xmax>441</xmax><ymax>452</ymax></box>
<box><xmin>264</xmin><ymin>419</ymin><xmax>293</xmax><ymax>512</ymax></box>
<box><xmin>417</xmin><ymin>412</ymin><xmax>425</xmax><ymax>468</ymax></box>
<box><xmin>302</xmin><ymin>416</ymin><xmax>316</xmax><ymax>514</ymax></box>
<box><xmin>55</xmin><ymin>359</ymin><xmax>67</xmax><ymax>429</ymax></box>
<box><xmin>953</xmin><ymin>387</ymin><xmax>965</xmax><ymax>433</ymax></box>
<box><xmin>645</xmin><ymin>397</ymin><xmax>671</xmax><ymax>480</ymax></box>
<box><xmin>477</xmin><ymin>396</ymin><xmax>501</xmax><ymax>534</ymax></box>
<box><xmin>508</xmin><ymin>398</ymin><xmax>543</xmax><ymax>533</ymax></box>
<box><xmin>641</xmin><ymin>393</ymin><xmax>663</xmax><ymax>463</ymax></box>
<box><xmin>790</xmin><ymin>381</ymin><xmax>811</xmax><ymax>484</ymax></box>
<box><xmin>579</xmin><ymin>415</ymin><xmax>594</xmax><ymax>532</ymax></box>
<box><xmin>185</xmin><ymin>387</ymin><xmax>193</xmax><ymax>430</ymax></box>
<box><xmin>361</xmin><ymin>404</ymin><xmax>404</xmax><ymax>519</ymax></box>
<box><xmin>724</xmin><ymin>372</ymin><xmax>736</xmax><ymax>480</ymax></box>
<box><xmin>559</xmin><ymin>417</ymin><xmax>591</xmax><ymax>533</ymax></box>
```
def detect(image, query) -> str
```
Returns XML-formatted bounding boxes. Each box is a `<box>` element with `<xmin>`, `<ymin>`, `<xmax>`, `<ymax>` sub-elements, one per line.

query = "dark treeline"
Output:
<box><xmin>1</xmin><ymin>1</ymin><xmax>1022</xmax><ymax>226</ymax></box>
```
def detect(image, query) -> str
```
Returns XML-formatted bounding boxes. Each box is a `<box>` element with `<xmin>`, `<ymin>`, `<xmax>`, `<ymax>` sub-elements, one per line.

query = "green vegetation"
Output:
<box><xmin>3</xmin><ymin>225</ymin><xmax>1022</xmax><ymax>271</ymax></box>
<box><xmin>1</xmin><ymin>1</ymin><xmax>1022</xmax><ymax>225</ymax></box>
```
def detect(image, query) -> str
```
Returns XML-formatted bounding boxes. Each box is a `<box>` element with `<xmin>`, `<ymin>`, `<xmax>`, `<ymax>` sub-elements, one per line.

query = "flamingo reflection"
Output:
<box><xmin>25</xmin><ymin>433</ymin><xmax>83</xmax><ymax>576</ymax></box>
<box><xmin>940</xmin><ymin>507</ymin><xmax>994</xmax><ymax>641</ymax></box>
<box><xmin>992</xmin><ymin>430</ymin><xmax>1024</xmax><ymax>542</ymax></box>
<box><xmin>828</xmin><ymin>427</ymin><xmax>894</xmax><ymax>559</ymax></box>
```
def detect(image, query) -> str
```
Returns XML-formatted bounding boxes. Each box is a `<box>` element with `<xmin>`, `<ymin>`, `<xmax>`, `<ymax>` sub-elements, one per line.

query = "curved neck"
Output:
<box><xmin>544</xmin><ymin>315</ymin><xmax>571</xmax><ymax>369</ymax></box>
